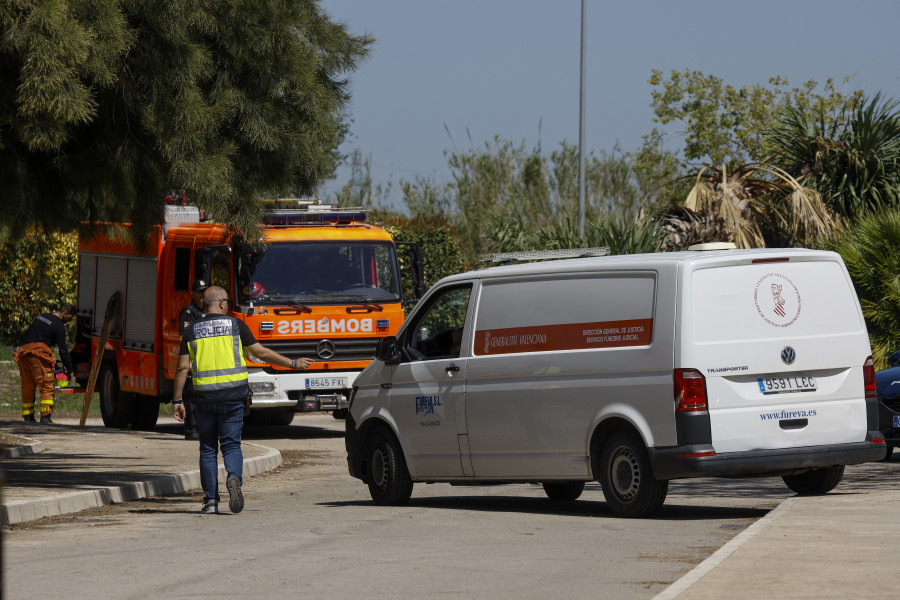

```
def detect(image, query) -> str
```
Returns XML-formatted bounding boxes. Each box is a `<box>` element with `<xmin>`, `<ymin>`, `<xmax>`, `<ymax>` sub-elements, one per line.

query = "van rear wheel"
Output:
<box><xmin>782</xmin><ymin>465</ymin><xmax>844</xmax><ymax>495</ymax></box>
<box><xmin>366</xmin><ymin>428</ymin><xmax>413</xmax><ymax>506</ymax></box>
<box><xmin>599</xmin><ymin>431</ymin><xmax>668</xmax><ymax>517</ymax></box>
<box><xmin>542</xmin><ymin>481</ymin><xmax>585</xmax><ymax>502</ymax></box>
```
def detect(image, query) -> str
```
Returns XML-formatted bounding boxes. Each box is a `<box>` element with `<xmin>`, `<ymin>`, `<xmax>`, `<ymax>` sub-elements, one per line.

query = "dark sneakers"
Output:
<box><xmin>184</xmin><ymin>431</ymin><xmax>200</xmax><ymax>441</ymax></box>
<box><xmin>201</xmin><ymin>498</ymin><xmax>218</xmax><ymax>514</ymax></box>
<box><xmin>226</xmin><ymin>475</ymin><xmax>244</xmax><ymax>514</ymax></box>
<box><xmin>39</xmin><ymin>414</ymin><xmax>54</xmax><ymax>424</ymax></box>
<box><xmin>23</xmin><ymin>414</ymin><xmax>36</xmax><ymax>422</ymax></box>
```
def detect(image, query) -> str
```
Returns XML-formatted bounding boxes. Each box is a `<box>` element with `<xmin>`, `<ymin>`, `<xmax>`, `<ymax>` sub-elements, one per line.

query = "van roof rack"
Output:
<box><xmin>479</xmin><ymin>247</ymin><xmax>610</xmax><ymax>264</ymax></box>
<box><xmin>688</xmin><ymin>242</ymin><xmax>736</xmax><ymax>251</ymax></box>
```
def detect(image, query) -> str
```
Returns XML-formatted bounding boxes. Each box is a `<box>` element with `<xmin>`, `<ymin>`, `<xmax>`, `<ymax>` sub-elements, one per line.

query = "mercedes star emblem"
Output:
<box><xmin>316</xmin><ymin>339</ymin><xmax>336</xmax><ymax>360</ymax></box>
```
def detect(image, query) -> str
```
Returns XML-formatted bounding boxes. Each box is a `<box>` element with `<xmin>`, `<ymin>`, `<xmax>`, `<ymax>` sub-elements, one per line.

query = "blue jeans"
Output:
<box><xmin>196</xmin><ymin>400</ymin><xmax>244</xmax><ymax>502</ymax></box>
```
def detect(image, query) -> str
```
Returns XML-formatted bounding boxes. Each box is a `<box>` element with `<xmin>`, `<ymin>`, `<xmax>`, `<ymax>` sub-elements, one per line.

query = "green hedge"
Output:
<box><xmin>0</xmin><ymin>230</ymin><xmax>78</xmax><ymax>345</ymax></box>
<box><xmin>375</xmin><ymin>214</ymin><xmax>469</xmax><ymax>305</ymax></box>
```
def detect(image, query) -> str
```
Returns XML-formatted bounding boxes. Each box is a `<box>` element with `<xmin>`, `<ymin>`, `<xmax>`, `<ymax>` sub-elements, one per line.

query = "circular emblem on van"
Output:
<box><xmin>781</xmin><ymin>346</ymin><xmax>796</xmax><ymax>365</ymax></box>
<box><xmin>316</xmin><ymin>339</ymin><xmax>336</xmax><ymax>359</ymax></box>
<box><xmin>754</xmin><ymin>273</ymin><xmax>801</xmax><ymax>327</ymax></box>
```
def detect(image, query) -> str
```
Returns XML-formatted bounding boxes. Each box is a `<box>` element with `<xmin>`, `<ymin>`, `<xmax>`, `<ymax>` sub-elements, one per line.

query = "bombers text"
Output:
<box><xmin>277</xmin><ymin>318</ymin><xmax>373</xmax><ymax>335</ymax></box>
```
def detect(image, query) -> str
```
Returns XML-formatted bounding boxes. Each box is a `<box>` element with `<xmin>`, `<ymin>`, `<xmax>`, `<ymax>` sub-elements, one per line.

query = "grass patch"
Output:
<box><xmin>0</xmin><ymin>364</ymin><xmax>101</xmax><ymax>417</ymax></box>
<box><xmin>0</xmin><ymin>360</ymin><xmax>174</xmax><ymax>419</ymax></box>
<box><xmin>0</xmin><ymin>344</ymin><xmax>14</xmax><ymax>361</ymax></box>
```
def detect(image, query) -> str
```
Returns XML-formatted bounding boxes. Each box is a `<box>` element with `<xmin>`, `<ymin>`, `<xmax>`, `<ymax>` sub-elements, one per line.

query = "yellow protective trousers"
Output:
<box><xmin>14</xmin><ymin>342</ymin><xmax>56</xmax><ymax>417</ymax></box>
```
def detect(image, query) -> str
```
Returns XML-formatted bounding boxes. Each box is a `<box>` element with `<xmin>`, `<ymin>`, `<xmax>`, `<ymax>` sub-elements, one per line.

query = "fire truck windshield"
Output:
<box><xmin>237</xmin><ymin>241</ymin><xmax>402</xmax><ymax>305</ymax></box>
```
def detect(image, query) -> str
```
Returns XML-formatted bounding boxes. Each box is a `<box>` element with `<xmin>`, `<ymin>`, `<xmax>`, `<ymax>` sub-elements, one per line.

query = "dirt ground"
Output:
<box><xmin>0</xmin><ymin>430</ymin><xmax>27</xmax><ymax>450</ymax></box>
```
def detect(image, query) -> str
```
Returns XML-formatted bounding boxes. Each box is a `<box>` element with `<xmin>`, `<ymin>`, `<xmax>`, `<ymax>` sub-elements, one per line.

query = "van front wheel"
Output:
<box><xmin>599</xmin><ymin>431</ymin><xmax>668</xmax><ymax>517</ymax></box>
<box><xmin>366</xmin><ymin>429</ymin><xmax>413</xmax><ymax>506</ymax></box>
<box><xmin>782</xmin><ymin>465</ymin><xmax>844</xmax><ymax>495</ymax></box>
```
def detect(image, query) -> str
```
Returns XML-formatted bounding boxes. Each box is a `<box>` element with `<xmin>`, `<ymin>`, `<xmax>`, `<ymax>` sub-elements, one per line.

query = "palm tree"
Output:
<box><xmin>662</xmin><ymin>204</ymin><xmax>728</xmax><ymax>249</ymax></box>
<box><xmin>830</xmin><ymin>209</ymin><xmax>900</xmax><ymax>368</ymax></box>
<box><xmin>768</xmin><ymin>93</ymin><xmax>900</xmax><ymax>219</ymax></box>
<box><xmin>677</xmin><ymin>161</ymin><xmax>838</xmax><ymax>248</ymax></box>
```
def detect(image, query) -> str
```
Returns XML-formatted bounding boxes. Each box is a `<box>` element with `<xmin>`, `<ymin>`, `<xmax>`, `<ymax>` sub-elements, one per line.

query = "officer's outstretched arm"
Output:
<box><xmin>246</xmin><ymin>342</ymin><xmax>313</xmax><ymax>370</ymax></box>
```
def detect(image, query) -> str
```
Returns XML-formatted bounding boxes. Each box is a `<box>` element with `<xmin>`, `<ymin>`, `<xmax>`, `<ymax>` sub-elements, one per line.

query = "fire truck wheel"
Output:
<box><xmin>243</xmin><ymin>409</ymin><xmax>273</xmax><ymax>426</ymax></box>
<box><xmin>271</xmin><ymin>408</ymin><xmax>295</xmax><ymax>426</ymax></box>
<box><xmin>133</xmin><ymin>395</ymin><xmax>160</xmax><ymax>430</ymax></box>
<box><xmin>366</xmin><ymin>427</ymin><xmax>413</xmax><ymax>506</ymax></box>
<box><xmin>99</xmin><ymin>362</ymin><xmax>136</xmax><ymax>428</ymax></box>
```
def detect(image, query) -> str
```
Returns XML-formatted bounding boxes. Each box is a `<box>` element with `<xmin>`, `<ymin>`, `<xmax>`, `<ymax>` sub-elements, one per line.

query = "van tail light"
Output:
<box><xmin>675</xmin><ymin>368</ymin><xmax>708</xmax><ymax>412</ymax></box>
<box><xmin>864</xmin><ymin>356</ymin><xmax>876</xmax><ymax>400</ymax></box>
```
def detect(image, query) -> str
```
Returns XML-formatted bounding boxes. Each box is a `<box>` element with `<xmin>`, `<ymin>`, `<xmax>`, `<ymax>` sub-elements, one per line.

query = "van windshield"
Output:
<box><xmin>690</xmin><ymin>261</ymin><xmax>863</xmax><ymax>343</ymax></box>
<box><xmin>237</xmin><ymin>241</ymin><xmax>401</xmax><ymax>306</ymax></box>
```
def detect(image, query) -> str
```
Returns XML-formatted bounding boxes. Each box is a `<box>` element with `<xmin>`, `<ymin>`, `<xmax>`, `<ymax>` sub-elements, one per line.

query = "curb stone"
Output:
<box><xmin>1</xmin><ymin>434</ymin><xmax>46</xmax><ymax>459</ymax></box>
<box><xmin>0</xmin><ymin>442</ymin><xmax>282</xmax><ymax>525</ymax></box>
<box><xmin>651</xmin><ymin>497</ymin><xmax>794</xmax><ymax>600</ymax></box>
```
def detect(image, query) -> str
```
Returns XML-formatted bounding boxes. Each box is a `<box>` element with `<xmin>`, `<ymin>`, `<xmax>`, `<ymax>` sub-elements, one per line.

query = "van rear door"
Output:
<box><xmin>681</xmin><ymin>252</ymin><xmax>871</xmax><ymax>454</ymax></box>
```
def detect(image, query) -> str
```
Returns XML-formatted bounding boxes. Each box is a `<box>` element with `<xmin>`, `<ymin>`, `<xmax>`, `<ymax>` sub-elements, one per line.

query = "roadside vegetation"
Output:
<box><xmin>0</xmin><ymin>352</ymin><xmax>100</xmax><ymax>419</ymax></box>
<box><xmin>333</xmin><ymin>75</ymin><xmax>900</xmax><ymax>366</ymax></box>
<box><xmin>3</xmin><ymin>5</ymin><xmax>900</xmax><ymax>368</ymax></box>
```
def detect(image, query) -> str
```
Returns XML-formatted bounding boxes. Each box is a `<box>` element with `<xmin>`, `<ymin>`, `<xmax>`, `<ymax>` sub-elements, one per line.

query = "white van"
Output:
<box><xmin>345</xmin><ymin>247</ymin><xmax>887</xmax><ymax>516</ymax></box>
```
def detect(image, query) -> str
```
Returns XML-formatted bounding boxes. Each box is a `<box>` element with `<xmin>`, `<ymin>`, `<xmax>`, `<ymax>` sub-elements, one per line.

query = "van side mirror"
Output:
<box><xmin>376</xmin><ymin>336</ymin><xmax>401</xmax><ymax>364</ymax></box>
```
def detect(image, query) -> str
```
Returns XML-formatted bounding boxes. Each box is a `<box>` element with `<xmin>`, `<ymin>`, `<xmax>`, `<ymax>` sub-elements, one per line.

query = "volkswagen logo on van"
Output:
<box><xmin>316</xmin><ymin>339</ymin><xmax>336</xmax><ymax>359</ymax></box>
<box><xmin>781</xmin><ymin>346</ymin><xmax>796</xmax><ymax>365</ymax></box>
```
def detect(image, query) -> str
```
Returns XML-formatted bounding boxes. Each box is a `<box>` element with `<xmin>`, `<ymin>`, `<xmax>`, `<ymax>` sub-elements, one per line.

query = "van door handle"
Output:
<box><xmin>446</xmin><ymin>365</ymin><xmax>460</xmax><ymax>373</ymax></box>
<box><xmin>380</xmin><ymin>383</ymin><xmax>392</xmax><ymax>389</ymax></box>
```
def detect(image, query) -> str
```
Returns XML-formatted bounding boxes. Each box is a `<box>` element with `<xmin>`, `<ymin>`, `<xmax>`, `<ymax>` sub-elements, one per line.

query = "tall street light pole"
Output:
<box><xmin>578</xmin><ymin>0</ymin><xmax>586</xmax><ymax>242</ymax></box>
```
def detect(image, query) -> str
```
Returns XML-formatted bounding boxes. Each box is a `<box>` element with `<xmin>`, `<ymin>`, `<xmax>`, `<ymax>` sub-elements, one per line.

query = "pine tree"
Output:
<box><xmin>0</xmin><ymin>0</ymin><xmax>372</xmax><ymax>241</ymax></box>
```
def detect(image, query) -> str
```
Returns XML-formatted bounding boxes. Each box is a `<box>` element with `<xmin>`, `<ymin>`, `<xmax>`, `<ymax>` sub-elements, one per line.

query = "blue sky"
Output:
<box><xmin>320</xmin><ymin>0</ymin><xmax>900</xmax><ymax>204</ymax></box>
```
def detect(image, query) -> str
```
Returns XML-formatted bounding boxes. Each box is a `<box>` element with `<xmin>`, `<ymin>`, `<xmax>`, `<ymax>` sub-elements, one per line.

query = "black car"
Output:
<box><xmin>874</xmin><ymin>351</ymin><xmax>900</xmax><ymax>460</ymax></box>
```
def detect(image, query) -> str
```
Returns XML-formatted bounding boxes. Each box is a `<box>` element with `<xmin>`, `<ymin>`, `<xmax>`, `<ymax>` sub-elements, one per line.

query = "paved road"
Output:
<box><xmin>3</xmin><ymin>414</ymin><xmax>896</xmax><ymax>600</ymax></box>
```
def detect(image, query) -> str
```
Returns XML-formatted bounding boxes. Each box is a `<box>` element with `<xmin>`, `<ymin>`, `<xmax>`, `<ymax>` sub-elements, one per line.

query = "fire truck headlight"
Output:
<box><xmin>250</xmin><ymin>382</ymin><xmax>275</xmax><ymax>394</ymax></box>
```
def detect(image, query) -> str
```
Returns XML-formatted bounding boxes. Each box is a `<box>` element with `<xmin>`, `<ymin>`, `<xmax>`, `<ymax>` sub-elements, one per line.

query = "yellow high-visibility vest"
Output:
<box><xmin>187</xmin><ymin>317</ymin><xmax>249</xmax><ymax>394</ymax></box>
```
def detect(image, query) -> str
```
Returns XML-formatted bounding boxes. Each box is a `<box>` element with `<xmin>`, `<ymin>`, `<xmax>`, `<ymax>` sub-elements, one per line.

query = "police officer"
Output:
<box><xmin>172</xmin><ymin>286</ymin><xmax>312</xmax><ymax>514</ymax></box>
<box><xmin>178</xmin><ymin>279</ymin><xmax>208</xmax><ymax>440</ymax></box>
<box><xmin>14</xmin><ymin>303</ymin><xmax>76</xmax><ymax>423</ymax></box>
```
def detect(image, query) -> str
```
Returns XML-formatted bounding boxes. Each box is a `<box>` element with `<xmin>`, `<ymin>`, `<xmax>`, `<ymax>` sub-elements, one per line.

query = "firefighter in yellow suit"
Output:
<box><xmin>14</xmin><ymin>303</ymin><xmax>77</xmax><ymax>423</ymax></box>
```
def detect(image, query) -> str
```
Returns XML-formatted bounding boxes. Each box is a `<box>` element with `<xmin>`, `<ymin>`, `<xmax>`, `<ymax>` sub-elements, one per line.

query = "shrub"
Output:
<box><xmin>373</xmin><ymin>214</ymin><xmax>468</xmax><ymax>307</ymax></box>
<box><xmin>0</xmin><ymin>229</ymin><xmax>78</xmax><ymax>345</ymax></box>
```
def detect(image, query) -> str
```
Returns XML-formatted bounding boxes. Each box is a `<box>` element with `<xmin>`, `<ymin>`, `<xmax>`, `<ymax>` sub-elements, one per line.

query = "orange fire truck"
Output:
<box><xmin>75</xmin><ymin>202</ymin><xmax>424</xmax><ymax>429</ymax></box>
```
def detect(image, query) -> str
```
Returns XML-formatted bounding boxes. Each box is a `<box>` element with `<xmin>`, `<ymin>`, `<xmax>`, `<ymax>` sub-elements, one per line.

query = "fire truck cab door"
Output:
<box><xmin>195</xmin><ymin>244</ymin><xmax>233</xmax><ymax>291</ymax></box>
